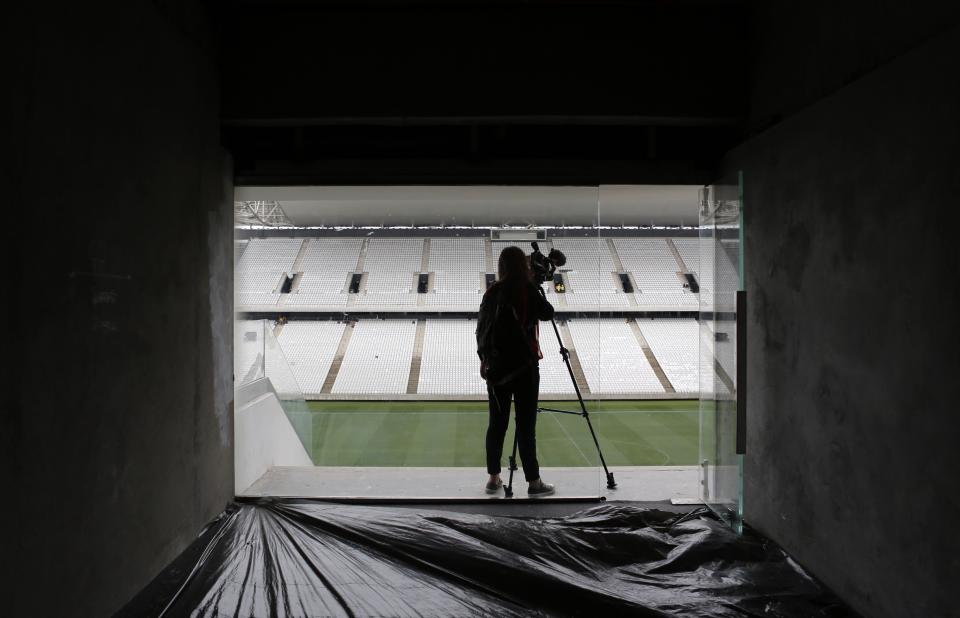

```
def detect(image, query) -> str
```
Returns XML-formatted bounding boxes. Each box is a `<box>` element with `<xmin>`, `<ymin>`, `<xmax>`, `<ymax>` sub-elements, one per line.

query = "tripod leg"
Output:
<box><xmin>583</xmin><ymin>411</ymin><xmax>617</xmax><ymax>489</ymax></box>
<box><xmin>504</xmin><ymin>423</ymin><xmax>519</xmax><ymax>498</ymax></box>
<box><xmin>537</xmin><ymin>286</ymin><xmax>617</xmax><ymax>489</ymax></box>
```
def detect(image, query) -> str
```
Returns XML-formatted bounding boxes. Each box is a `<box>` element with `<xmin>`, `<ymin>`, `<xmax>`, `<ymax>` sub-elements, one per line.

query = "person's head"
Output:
<box><xmin>497</xmin><ymin>246</ymin><xmax>532</xmax><ymax>283</ymax></box>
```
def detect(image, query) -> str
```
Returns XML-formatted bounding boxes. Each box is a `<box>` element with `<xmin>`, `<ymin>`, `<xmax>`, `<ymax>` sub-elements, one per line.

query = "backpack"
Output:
<box><xmin>477</xmin><ymin>283</ymin><xmax>537</xmax><ymax>385</ymax></box>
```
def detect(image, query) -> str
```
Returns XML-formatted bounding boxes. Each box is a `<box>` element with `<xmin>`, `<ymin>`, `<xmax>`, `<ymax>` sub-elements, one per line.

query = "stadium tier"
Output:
<box><xmin>235</xmin><ymin>234</ymin><xmax>706</xmax><ymax>312</ymax></box>
<box><xmin>240</xmin><ymin>316</ymin><xmax>698</xmax><ymax>400</ymax></box>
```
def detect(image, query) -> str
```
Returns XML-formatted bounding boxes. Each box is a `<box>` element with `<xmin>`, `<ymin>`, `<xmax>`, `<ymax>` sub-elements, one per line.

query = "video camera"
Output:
<box><xmin>529</xmin><ymin>241</ymin><xmax>567</xmax><ymax>285</ymax></box>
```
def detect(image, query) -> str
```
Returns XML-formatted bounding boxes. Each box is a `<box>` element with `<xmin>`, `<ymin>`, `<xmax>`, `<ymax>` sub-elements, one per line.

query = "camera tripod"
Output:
<box><xmin>502</xmin><ymin>285</ymin><xmax>617</xmax><ymax>497</ymax></box>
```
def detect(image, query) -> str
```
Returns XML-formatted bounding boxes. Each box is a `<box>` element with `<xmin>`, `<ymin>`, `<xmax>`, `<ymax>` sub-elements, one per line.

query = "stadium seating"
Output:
<box><xmin>565</xmin><ymin>292</ymin><xmax>631</xmax><ymax>308</ymax></box>
<box><xmin>633</xmin><ymin>293</ymin><xmax>698</xmax><ymax>309</ymax></box>
<box><xmin>236</xmin><ymin>234</ymin><xmax>704</xmax><ymax>399</ymax></box>
<box><xmin>276</xmin><ymin>321</ymin><xmax>347</xmax><ymax>394</ymax></box>
<box><xmin>331</xmin><ymin>320</ymin><xmax>418</xmax><ymax>394</ymax></box>
<box><xmin>636</xmin><ymin>318</ymin><xmax>699</xmax><ymax>394</ymax></box>
<box><xmin>285</xmin><ymin>292</ymin><xmax>348</xmax><ymax>307</ymax></box>
<box><xmin>364</xmin><ymin>238</ymin><xmax>423</xmax><ymax>294</ymax></box>
<box><xmin>673</xmin><ymin>237</ymin><xmax>739</xmax><ymax>294</ymax></box>
<box><xmin>491</xmin><ymin>239</ymin><xmax>550</xmax><ymax>269</ymax></box>
<box><xmin>418</xmin><ymin>319</ymin><xmax>486</xmax><ymax>395</ymax></box>
<box><xmin>567</xmin><ymin>319</ymin><xmax>664</xmax><ymax>394</ymax></box>
<box><xmin>251</xmin><ymin>315</ymin><xmax>704</xmax><ymax>398</ymax></box>
<box><xmin>290</xmin><ymin>238</ymin><xmax>362</xmax><ymax>306</ymax></box>
<box><xmin>429</xmin><ymin>237</ymin><xmax>485</xmax><ymax>289</ymax></box>
<box><xmin>235</xmin><ymin>271</ymin><xmax>282</xmax><ymax>306</ymax></box>
<box><xmin>237</xmin><ymin>238</ymin><xmax>303</xmax><ymax>272</ymax></box>
<box><xmin>613</xmin><ymin>238</ymin><xmax>683</xmax><ymax>293</ymax></box>
<box><xmin>233</xmin><ymin>235</ymin><xmax>714</xmax><ymax>311</ymax></box>
<box><xmin>235</xmin><ymin>320</ymin><xmax>264</xmax><ymax>385</ymax></box>
<box><xmin>425</xmin><ymin>292</ymin><xmax>482</xmax><ymax>310</ymax></box>
<box><xmin>612</xmin><ymin>238</ymin><xmax>699</xmax><ymax>307</ymax></box>
<box><xmin>537</xmin><ymin>321</ymin><xmax>577</xmax><ymax>395</ymax></box>
<box><xmin>354</xmin><ymin>293</ymin><xmax>418</xmax><ymax>308</ymax></box>
<box><xmin>235</xmin><ymin>238</ymin><xmax>303</xmax><ymax>305</ymax></box>
<box><xmin>671</xmin><ymin>238</ymin><xmax>699</xmax><ymax>275</ymax></box>
<box><xmin>234</xmin><ymin>240</ymin><xmax>247</xmax><ymax>263</ymax></box>
<box><xmin>552</xmin><ymin>237</ymin><xmax>619</xmax><ymax>293</ymax></box>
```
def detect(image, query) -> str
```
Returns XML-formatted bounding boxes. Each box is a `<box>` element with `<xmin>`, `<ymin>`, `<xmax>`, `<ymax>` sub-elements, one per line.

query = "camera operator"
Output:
<box><xmin>476</xmin><ymin>246</ymin><xmax>556</xmax><ymax>496</ymax></box>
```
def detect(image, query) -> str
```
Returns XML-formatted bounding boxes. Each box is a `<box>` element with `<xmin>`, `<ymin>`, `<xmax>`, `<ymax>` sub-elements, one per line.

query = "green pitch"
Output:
<box><xmin>295</xmin><ymin>399</ymin><xmax>698</xmax><ymax>467</ymax></box>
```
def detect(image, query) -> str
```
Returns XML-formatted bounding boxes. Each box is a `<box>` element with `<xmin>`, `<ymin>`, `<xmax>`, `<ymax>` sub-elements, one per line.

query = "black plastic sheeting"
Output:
<box><xmin>133</xmin><ymin>501</ymin><xmax>855</xmax><ymax>617</ymax></box>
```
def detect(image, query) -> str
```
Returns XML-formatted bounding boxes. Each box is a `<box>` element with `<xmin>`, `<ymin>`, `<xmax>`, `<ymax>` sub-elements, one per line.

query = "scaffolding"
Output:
<box><xmin>235</xmin><ymin>200</ymin><xmax>294</xmax><ymax>227</ymax></box>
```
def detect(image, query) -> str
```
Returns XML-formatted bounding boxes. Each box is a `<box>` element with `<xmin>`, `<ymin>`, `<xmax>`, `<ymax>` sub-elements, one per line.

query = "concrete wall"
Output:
<box><xmin>746</xmin><ymin>1</ymin><xmax>960</xmax><ymax>134</ymax></box>
<box><xmin>725</xmin><ymin>24</ymin><xmax>960</xmax><ymax>618</ymax></box>
<box><xmin>4</xmin><ymin>2</ymin><xmax>233</xmax><ymax>615</ymax></box>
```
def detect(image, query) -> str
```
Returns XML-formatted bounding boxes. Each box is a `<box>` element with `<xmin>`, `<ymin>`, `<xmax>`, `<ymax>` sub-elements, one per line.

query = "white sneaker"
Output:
<box><xmin>485</xmin><ymin>478</ymin><xmax>503</xmax><ymax>494</ymax></box>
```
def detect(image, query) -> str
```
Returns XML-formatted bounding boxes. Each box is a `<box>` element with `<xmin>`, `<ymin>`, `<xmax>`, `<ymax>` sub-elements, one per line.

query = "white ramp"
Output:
<box><xmin>235</xmin><ymin>378</ymin><xmax>313</xmax><ymax>495</ymax></box>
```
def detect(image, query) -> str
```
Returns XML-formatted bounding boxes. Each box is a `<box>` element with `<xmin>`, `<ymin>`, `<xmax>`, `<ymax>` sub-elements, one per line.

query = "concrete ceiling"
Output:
<box><xmin>234</xmin><ymin>185</ymin><xmax>701</xmax><ymax>227</ymax></box>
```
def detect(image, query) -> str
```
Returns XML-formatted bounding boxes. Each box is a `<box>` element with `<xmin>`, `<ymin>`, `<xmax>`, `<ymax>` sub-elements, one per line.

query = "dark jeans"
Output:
<box><xmin>486</xmin><ymin>365</ymin><xmax>540</xmax><ymax>482</ymax></box>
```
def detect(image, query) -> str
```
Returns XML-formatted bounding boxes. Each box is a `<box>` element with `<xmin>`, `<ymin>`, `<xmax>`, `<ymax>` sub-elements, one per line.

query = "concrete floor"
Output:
<box><xmin>241</xmin><ymin>465</ymin><xmax>700</xmax><ymax>502</ymax></box>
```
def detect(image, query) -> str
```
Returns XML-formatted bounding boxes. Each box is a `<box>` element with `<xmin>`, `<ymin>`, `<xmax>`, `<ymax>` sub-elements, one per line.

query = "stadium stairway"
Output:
<box><xmin>277</xmin><ymin>239</ymin><xmax>310</xmax><ymax>306</ymax></box>
<box><xmin>406</xmin><ymin>319</ymin><xmax>426</xmax><ymax>394</ymax></box>
<box><xmin>483</xmin><ymin>238</ymin><xmax>494</xmax><ymax>273</ymax></box>
<box><xmin>277</xmin><ymin>273</ymin><xmax>302</xmax><ymax>306</ymax></box>
<box><xmin>665</xmin><ymin>238</ymin><xmax>690</xmax><ymax>274</ymax></box>
<box><xmin>606</xmin><ymin>238</ymin><xmax>626</xmax><ymax>272</ymax></box>
<box><xmin>628</xmin><ymin>319</ymin><xmax>675</xmax><ymax>393</ymax></box>
<box><xmin>420</xmin><ymin>238</ymin><xmax>430</xmax><ymax>271</ymax></box>
<box><xmin>347</xmin><ymin>238</ymin><xmax>370</xmax><ymax>307</ymax></box>
<box><xmin>714</xmin><ymin>356</ymin><xmax>736</xmax><ymax>394</ymax></box>
<box><xmin>321</xmin><ymin>322</ymin><xmax>355</xmax><ymax>393</ymax></box>
<box><xmin>418</xmin><ymin>239</ymin><xmax>430</xmax><ymax>307</ymax></box>
<box><xmin>607</xmin><ymin>239</ymin><xmax>639</xmax><ymax>307</ymax></box>
<box><xmin>290</xmin><ymin>238</ymin><xmax>310</xmax><ymax>274</ymax></box>
<box><xmin>355</xmin><ymin>238</ymin><xmax>370</xmax><ymax>271</ymax></box>
<box><xmin>557</xmin><ymin>321</ymin><xmax>590</xmax><ymax>395</ymax></box>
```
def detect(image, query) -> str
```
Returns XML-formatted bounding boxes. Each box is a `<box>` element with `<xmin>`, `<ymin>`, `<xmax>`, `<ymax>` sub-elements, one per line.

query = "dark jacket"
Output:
<box><xmin>476</xmin><ymin>279</ymin><xmax>555</xmax><ymax>384</ymax></box>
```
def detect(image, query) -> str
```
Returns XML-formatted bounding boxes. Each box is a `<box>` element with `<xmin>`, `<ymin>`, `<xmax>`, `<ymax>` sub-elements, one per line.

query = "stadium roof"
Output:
<box><xmin>233</xmin><ymin>185</ymin><xmax>700</xmax><ymax>227</ymax></box>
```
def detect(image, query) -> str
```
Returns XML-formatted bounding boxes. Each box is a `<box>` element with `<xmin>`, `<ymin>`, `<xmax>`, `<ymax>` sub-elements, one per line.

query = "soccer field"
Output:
<box><xmin>297</xmin><ymin>399</ymin><xmax>698</xmax><ymax>467</ymax></box>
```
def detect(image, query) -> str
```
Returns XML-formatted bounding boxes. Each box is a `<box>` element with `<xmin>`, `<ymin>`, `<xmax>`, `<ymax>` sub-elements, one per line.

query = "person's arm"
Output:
<box><xmin>476</xmin><ymin>289</ymin><xmax>495</xmax><ymax>379</ymax></box>
<box><xmin>531</xmin><ymin>283</ymin><xmax>555</xmax><ymax>320</ymax></box>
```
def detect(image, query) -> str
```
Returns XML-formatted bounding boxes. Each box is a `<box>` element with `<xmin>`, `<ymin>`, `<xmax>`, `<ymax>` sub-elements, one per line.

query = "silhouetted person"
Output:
<box><xmin>476</xmin><ymin>246</ymin><xmax>555</xmax><ymax>496</ymax></box>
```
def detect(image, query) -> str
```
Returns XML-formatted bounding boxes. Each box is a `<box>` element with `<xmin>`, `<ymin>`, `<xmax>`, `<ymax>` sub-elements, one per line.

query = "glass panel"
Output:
<box><xmin>262</xmin><ymin>320</ymin><xmax>314</xmax><ymax>457</ymax></box>
<box><xmin>487</xmin><ymin>191</ymin><xmax>601</xmax><ymax>499</ymax></box>
<box><xmin>698</xmin><ymin>179</ymin><xmax>743</xmax><ymax>531</ymax></box>
<box><xmin>234</xmin><ymin>319</ymin><xmax>314</xmax><ymax>459</ymax></box>
<box><xmin>594</xmin><ymin>186</ymin><xmax>702</xmax><ymax>504</ymax></box>
<box><xmin>234</xmin><ymin>188</ymin><xmax>602</xmax><ymax>499</ymax></box>
<box><xmin>235</xmin><ymin>319</ymin><xmax>265</xmax><ymax>387</ymax></box>
<box><xmin>529</xmin><ymin>191</ymin><xmax>604</xmax><ymax>497</ymax></box>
